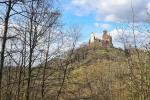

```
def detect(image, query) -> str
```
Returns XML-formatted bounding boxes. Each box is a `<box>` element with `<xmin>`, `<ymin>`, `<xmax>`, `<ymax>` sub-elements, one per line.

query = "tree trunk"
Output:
<box><xmin>0</xmin><ymin>0</ymin><xmax>12</xmax><ymax>99</ymax></box>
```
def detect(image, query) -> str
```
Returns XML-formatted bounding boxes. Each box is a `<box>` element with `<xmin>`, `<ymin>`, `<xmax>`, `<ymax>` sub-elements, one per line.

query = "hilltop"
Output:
<box><xmin>31</xmin><ymin>46</ymin><xmax>129</xmax><ymax>100</ymax></box>
<box><xmin>2</xmin><ymin>45</ymin><xmax>149</xmax><ymax>100</ymax></box>
<box><xmin>36</xmin><ymin>45</ymin><xmax>149</xmax><ymax>100</ymax></box>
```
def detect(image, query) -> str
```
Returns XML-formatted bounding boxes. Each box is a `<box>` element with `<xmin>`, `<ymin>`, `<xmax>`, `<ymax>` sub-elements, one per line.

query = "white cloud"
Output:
<box><xmin>109</xmin><ymin>28</ymin><xmax>150</xmax><ymax>48</ymax></box>
<box><xmin>72</xmin><ymin>0</ymin><xmax>86</xmax><ymax>6</ymax></box>
<box><xmin>94</xmin><ymin>23</ymin><xmax>110</xmax><ymax>29</ymax></box>
<box><xmin>147</xmin><ymin>2</ymin><xmax>150</xmax><ymax>13</ymax></box>
<box><xmin>105</xmin><ymin>14</ymin><xmax>120</xmax><ymax>22</ymax></box>
<box><xmin>67</xmin><ymin>0</ymin><xmax>150</xmax><ymax>22</ymax></box>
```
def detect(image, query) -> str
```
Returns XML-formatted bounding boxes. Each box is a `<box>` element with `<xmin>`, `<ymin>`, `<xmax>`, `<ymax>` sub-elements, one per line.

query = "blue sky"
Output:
<box><xmin>60</xmin><ymin>0</ymin><xmax>150</xmax><ymax>46</ymax></box>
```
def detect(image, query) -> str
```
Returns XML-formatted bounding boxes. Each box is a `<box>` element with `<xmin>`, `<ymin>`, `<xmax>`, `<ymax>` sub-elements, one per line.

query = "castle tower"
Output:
<box><xmin>88</xmin><ymin>30</ymin><xmax>113</xmax><ymax>48</ymax></box>
<box><xmin>102</xmin><ymin>30</ymin><xmax>110</xmax><ymax>42</ymax></box>
<box><xmin>102</xmin><ymin>30</ymin><xmax>113</xmax><ymax>48</ymax></box>
<box><xmin>89</xmin><ymin>32</ymin><xmax>95</xmax><ymax>44</ymax></box>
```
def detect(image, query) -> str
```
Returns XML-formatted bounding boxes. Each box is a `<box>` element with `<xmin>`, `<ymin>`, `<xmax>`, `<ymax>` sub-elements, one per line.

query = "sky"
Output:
<box><xmin>60</xmin><ymin>0</ymin><xmax>150</xmax><ymax>46</ymax></box>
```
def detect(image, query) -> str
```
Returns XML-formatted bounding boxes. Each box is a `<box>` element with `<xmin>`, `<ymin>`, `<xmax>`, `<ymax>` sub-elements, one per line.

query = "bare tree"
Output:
<box><xmin>56</xmin><ymin>26</ymin><xmax>81</xmax><ymax>100</ymax></box>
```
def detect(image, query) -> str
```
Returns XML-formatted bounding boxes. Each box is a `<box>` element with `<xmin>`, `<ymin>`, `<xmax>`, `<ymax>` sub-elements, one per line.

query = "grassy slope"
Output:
<box><xmin>3</xmin><ymin>46</ymin><xmax>149</xmax><ymax>100</ymax></box>
<box><xmin>63</xmin><ymin>46</ymin><xmax>150</xmax><ymax>100</ymax></box>
<box><xmin>58</xmin><ymin>47</ymin><xmax>129</xmax><ymax>99</ymax></box>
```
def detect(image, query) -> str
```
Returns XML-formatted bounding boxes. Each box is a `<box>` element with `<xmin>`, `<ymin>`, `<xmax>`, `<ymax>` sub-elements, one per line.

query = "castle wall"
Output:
<box><xmin>88</xmin><ymin>30</ymin><xmax>113</xmax><ymax>48</ymax></box>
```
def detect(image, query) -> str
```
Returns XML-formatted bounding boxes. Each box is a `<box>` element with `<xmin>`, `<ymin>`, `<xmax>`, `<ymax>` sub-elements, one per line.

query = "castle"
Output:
<box><xmin>89</xmin><ymin>30</ymin><xmax>113</xmax><ymax>48</ymax></box>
